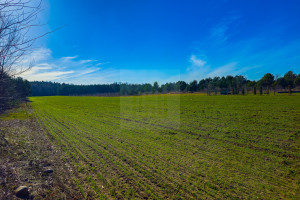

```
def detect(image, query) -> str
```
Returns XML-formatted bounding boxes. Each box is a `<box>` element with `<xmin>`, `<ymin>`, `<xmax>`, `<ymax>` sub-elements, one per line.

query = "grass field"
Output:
<box><xmin>30</xmin><ymin>94</ymin><xmax>300</xmax><ymax>199</ymax></box>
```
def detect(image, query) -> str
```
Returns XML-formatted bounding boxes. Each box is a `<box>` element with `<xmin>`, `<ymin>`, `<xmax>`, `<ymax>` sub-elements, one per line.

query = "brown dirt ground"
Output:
<box><xmin>0</xmin><ymin>103</ymin><xmax>83</xmax><ymax>200</ymax></box>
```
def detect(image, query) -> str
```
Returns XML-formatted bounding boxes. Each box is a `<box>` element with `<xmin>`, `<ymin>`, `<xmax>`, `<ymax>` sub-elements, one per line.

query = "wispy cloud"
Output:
<box><xmin>79</xmin><ymin>60</ymin><xmax>94</xmax><ymax>64</ymax></box>
<box><xmin>210</xmin><ymin>14</ymin><xmax>241</xmax><ymax>43</ymax></box>
<box><xmin>181</xmin><ymin>54</ymin><xmax>258</xmax><ymax>82</ymax></box>
<box><xmin>23</xmin><ymin>70</ymin><xmax>74</xmax><ymax>81</ymax></box>
<box><xmin>19</xmin><ymin>35</ymin><xmax>299</xmax><ymax>84</ymax></box>
<box><xmin>206</xmin><ymin>62</ymin><xmax>237</xmax><ymax>77</ymax></box>
<box><xmin>190</xmin><ymin>55</ymin><xmax>206</xmax><ymax>67</ymax></box>
<box><xmin>19</xmin><ymin>47</ymin><xmax>264</xmax><ymax>84</ymax></box>
<box><xmin>178</xmin><ymin>55</ymin><xmax>210</xmax><ymax>81</ymax></box>
<box><xmin>17</xmin><ymin>48</ymin><xmax>52</xmax><ymax>66</ymax></box>
<box><xmin>19</xmin><ymin>47</ymin><xmax>181</xmax><ymax>84</ymax></box>
<box><xmin>20</xmin><ymin>48</ymin><xmax>102</xmax><ymax>82</ymax></box>
<box><xmin>189</xmin><ymin>10</ymin><xmax>300</xmax><ymax>81</ymax></box>
<box><xmin>61</xmin><ymin>56</ymin><xmax>78</xmax><ymax>62</ymax></box>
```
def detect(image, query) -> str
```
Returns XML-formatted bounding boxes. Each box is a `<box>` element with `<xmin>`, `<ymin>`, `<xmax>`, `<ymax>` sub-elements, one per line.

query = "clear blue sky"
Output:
<box><xmin>23</xmin><ymin>0</ymin><xmax>300</xmax><ymax>84</ymax></box>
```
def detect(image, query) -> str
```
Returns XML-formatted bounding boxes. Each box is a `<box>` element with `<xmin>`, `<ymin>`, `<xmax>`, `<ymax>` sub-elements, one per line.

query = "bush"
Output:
<box><xmin>0</xmin><ymin>73</ymin><xmax>30</xmax><ymax>113</ymax></box>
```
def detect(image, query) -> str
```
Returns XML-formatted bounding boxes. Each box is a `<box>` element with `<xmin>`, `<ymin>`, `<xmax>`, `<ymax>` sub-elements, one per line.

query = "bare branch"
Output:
<box><xmin>0</xmin><ymin>0</ymin><xmax>45</xmax><ymax>76</ymax></box>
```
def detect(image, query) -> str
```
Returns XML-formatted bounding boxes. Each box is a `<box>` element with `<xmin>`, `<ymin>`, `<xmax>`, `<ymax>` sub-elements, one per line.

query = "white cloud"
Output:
<box><xmin>23</xmin><ymin>70</ymin><xmax>74</xmax><ymax>81</ymax></box>
<box><xmin>19</xmin><ymin>48</ymin><xmax>179</xmax><ymax>84</ymax></box>
<box><xmin>19</xmin><ymin>47</ymin><xmax>259</xmax><ymax>84</ymax></box>
<box><xmin>190</xmin><ymin>55</ymin><xmax>206</xmax><ymax>67</ymax></box>
<box><xmin>22</xmin><ymin>65</ymin><xmax>52</xmax><ymax>76</ymax></box>
<box><xmin>79</xmin><ymin>60</ymin><xmax>94</xmax><ymax>64</ymax></box>
<box><xmin>20</xmin><ymin>48</ymin><xmax>102</xmax><ymax>82</ymax></box>
<box><xmin>206</xmin><ymin>62</ymin><xmax>237</xmax><ymax>77</ymax></box>
<box><xmin>96</xmin><ymin>62</ymin><xmax>104</xmax><ymax>66</ymax></box>
<box><xmin>35</xmin><ymin>63</ymin><xmax>53</xmax><ymax>69</ymax></box>
<box><xmin>60</xmin><ymin>56</ymin><xmax>78</xmax><ymax>62</ymax></box>
<box><xmin>30</xmin><ymin>48</ymin><xmax>52</xmax><ymax>62</ymax></box>
<box><xmin>181</xmin><ymin>53</ymin><xmax>257</xmax><ymax>82</ymax></box>
<box><xmin>15</xmin><ymin>47</ymin><xmax>51</xmax><ymax>67</ymax></box>
<box><xmin>187</xmin><ymin>55</ymin><xmax>209</xmax><ymax>75</ymax></box>
<box><xmin>179</xmin><ymin>55</ymin><xmax>210</xmax><ymax>81</ymax></box>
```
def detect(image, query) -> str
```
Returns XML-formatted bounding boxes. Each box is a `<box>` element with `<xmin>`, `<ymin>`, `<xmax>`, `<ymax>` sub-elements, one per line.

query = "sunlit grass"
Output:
<box><xmin>0</xmin><ymin>104</ymin><xmax>32</xmax><ymax>120</ymax></box>
<box><xmin>30</xmin><ymin>94</ymin><xmax>300</xmax><ymax>199</ymax></box>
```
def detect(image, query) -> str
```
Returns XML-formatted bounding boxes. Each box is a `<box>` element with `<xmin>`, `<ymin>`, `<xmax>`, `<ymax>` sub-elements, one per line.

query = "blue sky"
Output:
<box><xmin>22</xmin><ymin>0</ymin><xmax>300</xmax><ymax>84</ymax></box>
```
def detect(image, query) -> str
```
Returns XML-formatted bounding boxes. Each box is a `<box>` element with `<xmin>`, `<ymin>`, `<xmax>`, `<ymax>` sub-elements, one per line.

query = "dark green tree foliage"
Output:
<box><xmin>219</xmin><ymin>77</ymin><xmax>228</xmax><ymax>90</ymax></box>
<box><xmin>161</xmin><ymin>82</ymin><xmax>176</xmax><ymax>93</ymax></box>
<box><xmin>176</xmin><ymin>81</ymin><xmax>187</xmax><ymax>92</ymax></box>
<box><xmin>259</xmin><ymin>73</ymin><xmax>274</xmax><ymax>94</ymax></box>
<box><xmin>260</xmin><ymin>73</ymin><xmax>274</xmax><ymax>87</ymax></box>
<box><xmin>14</xmin><ymin>77</ymin><xmax>31</xmax><ymax>98</ymax></box>
<box><xmin>273</xmin><ymin>71</ymin><xmax>298</xmax><ymax>89</ymax></box>
<box><xmin>199</xmin><ymin>78</ymin><xmax>212</xmax><ymax>92</ymax></box>
<box><xmin>295</xmin><ymin>74</ymin><xmax>300</xmax><ymax>87</ymax></box>
<box><xmin>152</xmin><ymin>82</ymin><xmax>159</xmax><ymax>93</ymax></box>
<box><xmin>188</xmin><ymin>80</ymin><xmax>198</xmax><ymax>92</ymax></box>
<box><xmin>0</xmin><ymin>73</ymin><xmax>31</xmax><ymax>112</ymax></box>
<box><xmin>247</xmin><ymin>80</ymin><xmax>257</xmax><ymax>88</ymax></box>
<box><xmin>226</xmin><ymin>75</ymin><xmax>234</xmax><ymax>90</ymax></box>
<box><xmin>284</xmin><ymin>71</ymin><xmax>296</xmax><ymax>87</ymax></box>
<box><xmin>276</xmin><ymin>77</ymin><xmax>286</xmax><ymax>89</ymax></box>
<box><xmin>234</xmin><ymin>75</ymin><xmax>247</xmax><ymax>94</ymax></box>
<box><xmin>29</xmin><ymin>70</ymin><xmax>299</xmax><ymax>97</ymax></box>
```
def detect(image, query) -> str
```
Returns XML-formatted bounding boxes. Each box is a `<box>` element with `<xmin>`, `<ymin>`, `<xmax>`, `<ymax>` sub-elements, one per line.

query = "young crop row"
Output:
<box><xmin>30</xmin><ymin>95</ymin><xmax>300</xmax><ymax>199</ymax></box>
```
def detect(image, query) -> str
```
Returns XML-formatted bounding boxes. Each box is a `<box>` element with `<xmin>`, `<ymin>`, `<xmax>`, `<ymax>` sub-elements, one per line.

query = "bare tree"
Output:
<box><xmin>0</xmin><ymin>0</ymin><xmax>47</xmax><ymax>111</ymax></box>
<box><xmin>0</xmin><ymin>0</ymin><xmax>44</xmax><ymax>76</ymax></box>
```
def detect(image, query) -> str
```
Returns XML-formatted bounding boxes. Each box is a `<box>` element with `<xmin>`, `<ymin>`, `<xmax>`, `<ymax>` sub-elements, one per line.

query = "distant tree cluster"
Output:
<box><xmin>30</xmin><ymin>70</ymin><xmax>300</xmax><ymax>97</ymax></box>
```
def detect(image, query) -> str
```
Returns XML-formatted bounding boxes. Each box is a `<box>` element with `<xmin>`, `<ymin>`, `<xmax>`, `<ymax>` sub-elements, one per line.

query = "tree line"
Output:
<box><xmin>30</xmin><ymin>70</ymin><xmax>300</xmax><ymax>96</ymax></box>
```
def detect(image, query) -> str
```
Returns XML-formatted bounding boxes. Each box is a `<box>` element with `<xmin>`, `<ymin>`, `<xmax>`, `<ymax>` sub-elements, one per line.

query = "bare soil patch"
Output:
<box><xmin>0</xmin><ymin>103</ymin><xmax>82</xmax><ymax>199</ymax></box>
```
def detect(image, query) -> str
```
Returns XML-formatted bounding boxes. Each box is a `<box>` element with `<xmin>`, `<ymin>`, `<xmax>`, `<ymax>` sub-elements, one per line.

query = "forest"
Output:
<box><xmin>30</xmin><ymin>70</ymin><xmax>300</xmax><ymax>96</ymax></box>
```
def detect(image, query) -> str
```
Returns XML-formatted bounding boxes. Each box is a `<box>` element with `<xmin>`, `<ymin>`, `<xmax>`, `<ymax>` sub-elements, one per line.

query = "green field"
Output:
<box><xmin>30</xmin><ymin>94</ymin><xmax>300</xmax><ymax>199</ymax></box>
